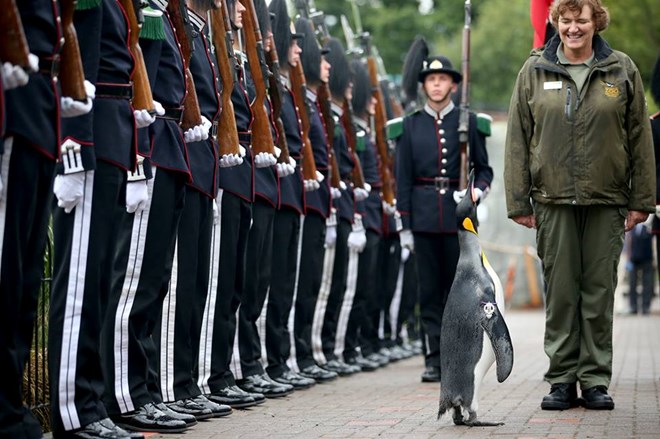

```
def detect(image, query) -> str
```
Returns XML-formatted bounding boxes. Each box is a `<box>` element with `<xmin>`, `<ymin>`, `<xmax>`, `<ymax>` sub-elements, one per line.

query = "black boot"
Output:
<box><xmin>582</xmin><ymin>386</ymin><xmax>614</xmax><ymax>410</ymax></box>
<box><xmin>541</xmin><ymin>383</ymin><xmax>580</xmax><ymax>410</ymax></box>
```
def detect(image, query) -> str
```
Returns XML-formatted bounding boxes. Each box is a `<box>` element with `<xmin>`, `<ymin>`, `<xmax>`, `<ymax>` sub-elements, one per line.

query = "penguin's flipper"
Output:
<box><xmin>480</xmin><ymin>305</ymin><xmax>514</xmax><ymax>383</ymax></box>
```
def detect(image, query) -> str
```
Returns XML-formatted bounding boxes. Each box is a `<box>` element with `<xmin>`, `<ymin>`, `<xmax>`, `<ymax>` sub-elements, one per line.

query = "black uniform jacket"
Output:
<box><xmin>354</xmin><ymin>118</ymin><xmax>382</xmax><ymax>235</ymax></box>
<box><xmin>396</xmin><ymin>103</ymin><xmax>492</xmax><ymax>234</ymax></box>
<box><xmin>304</xmin><ymin>89</ymin><xmax>331</xmax><ymax>219</ymax></box>
<box><xmin>278</xmin><ymin>76</ymin><xmax>305</xmax><ymax>215</ymax></box>
<box><xmin>4</xmin><ymin>0</ymin><xmax>62</xmax><ymax>159</ymax></box>
<box><xmin>331</xmin><ymin>103</ymin><xmax>355</xmax><ymax>224</ymax></box>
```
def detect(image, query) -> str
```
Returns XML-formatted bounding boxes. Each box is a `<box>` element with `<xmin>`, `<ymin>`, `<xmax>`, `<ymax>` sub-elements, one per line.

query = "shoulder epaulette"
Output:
<box><xmin>140</xmin><ymin>7</ymin><xmax>166</xmax><ymax>41</ymax></box>
<box><xmin>476</xmin><ymin>112</ymin><xmax>493</xmax><ymax>137</ymax></box>
<box><xmin>75</xmin><ymin>0</ymin><xmax>101</xmax><ymax>10</ymax></box>
<box><xmin>386</xmin><ymin>117</ymin><xmax>404</xmax><ymax>140</ymax></box>
<box><xmin>356</xmin><ymin>130</ymin><xmax>366</xmax><ymax>152</ymax></box>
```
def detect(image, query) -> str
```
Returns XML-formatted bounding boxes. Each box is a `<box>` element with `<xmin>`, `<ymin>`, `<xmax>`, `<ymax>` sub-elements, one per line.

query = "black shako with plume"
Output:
<box><xmin>323</xmin><ymin>37</ymin><xmax>351</xmax><ymax>100</ymax></box>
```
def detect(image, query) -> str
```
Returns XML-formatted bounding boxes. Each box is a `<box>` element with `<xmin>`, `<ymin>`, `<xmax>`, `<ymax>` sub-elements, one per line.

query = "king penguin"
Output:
<box><xmin>437</xmin><ymin>171</ymin><xmax>514</xmax><ymax>426</ymax></box>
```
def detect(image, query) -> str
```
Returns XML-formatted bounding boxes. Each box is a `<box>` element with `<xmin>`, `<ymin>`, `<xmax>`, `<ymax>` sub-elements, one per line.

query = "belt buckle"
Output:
<box><xmin>211</xmin><ymin>121</ymin><xmax>219</xmax><ymax>140</ymax></box>
<box><xmin>434</xmin><ymin>177</ymin><xmax>449</xmax><ymax>194</ymax></box>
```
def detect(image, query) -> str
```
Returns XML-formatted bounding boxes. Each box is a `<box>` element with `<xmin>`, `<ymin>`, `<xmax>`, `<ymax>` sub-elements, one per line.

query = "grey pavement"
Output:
<box><xmin>145</xmin><ymin>309</ymin><xmax>660</xmax><ymax>439</ymax></box>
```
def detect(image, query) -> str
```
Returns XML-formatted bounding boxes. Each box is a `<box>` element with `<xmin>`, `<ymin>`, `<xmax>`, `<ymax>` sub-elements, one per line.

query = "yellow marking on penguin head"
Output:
<box><xmin>462</xmin><ymin>217</ymin><xmax>478</xmax><ymax>235</ymax></box>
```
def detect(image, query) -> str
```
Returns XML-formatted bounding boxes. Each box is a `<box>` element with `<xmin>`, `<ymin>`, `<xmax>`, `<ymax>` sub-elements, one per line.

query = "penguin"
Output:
<box><xmin>437</xmin><ymin>171</ymin><xmax>514</xmax><ymax>427</ymax></box>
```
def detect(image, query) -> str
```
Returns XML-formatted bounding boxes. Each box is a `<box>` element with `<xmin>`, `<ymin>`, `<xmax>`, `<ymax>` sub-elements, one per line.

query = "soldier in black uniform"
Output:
<box><xmin>395</xmin><ymin>37</ymin><xmax>493</xmax><ymax>383</ymax></box>
<box><xmin>0</xmin><ymin>3</ymin><xmax>62</xmax><ymax>438</ymax></box>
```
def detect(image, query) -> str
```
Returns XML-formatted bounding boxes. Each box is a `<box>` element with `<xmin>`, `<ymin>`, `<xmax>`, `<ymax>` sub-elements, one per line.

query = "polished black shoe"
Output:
<box><xmin>155</xmin><ymin>402</ymin><xmax>198</xmax><ymax>426</ymax></box>
<box><xmin>541</xmin><ymin>383</ymin><xmax>580</xmax><ymax>410</ymax></box>
<box><xmin>346</xmin><ymin>355</ymin><xmax>378</xmax><ymax>372</ymax></box>
<box><xmin>113</xmin><ymin>402</ymin><xmax>188</xmax><ymax>433</ymax></box>
<box><xmin>421</xmin><ymin>366</ymin><xmax>441</xmax><ymax>383</ymax></box>
<box><xmin>272</xmin><ymin>370</ymin><xmax>316</xmax><ymax>390</ymax></box>
<box><xmin>366</xmin><ymin>352</ymin><xmax>389</xmax><ymax>367</ymax></box>
<box><xmin>322</xmin><ymin>359</ymin><xmax>355</xmax><ymax>376</ymax></box>
<box><xmin>167</xmin><ymin>398</ymin><xmax>214</xmax><ymax>420</ymax></box>
<box><xmin>238</xmin><ymin>374</ymin><xmax>294</xmax><ymax>398</ymax></box>
<box><xmin>54</xmin><ymin>418</ymin><xmax>145</xmax><ymax>439</ymax></box>
<box><xmin>582</xmin><ymin>386</ymin><xmax>615</xmax><ymax>410</ymax></box>
<box><xmin>191</xmin><ymin>395</ymin><xmax>232</xmax><ymax>417</ymax></box>
<box><xmin>299</xmin><ymin>364</ymin><xmax>338</xmax><ymax>383</ymax></box>
<box><xmin>207</xmin><ymin>385</ymin><xmax>259</xmax><ymax>408</ymax></box>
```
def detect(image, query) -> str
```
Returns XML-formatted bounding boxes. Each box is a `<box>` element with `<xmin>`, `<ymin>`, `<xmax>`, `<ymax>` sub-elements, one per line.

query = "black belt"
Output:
<box><xmin>157</xmin><ymin>106</ymin><xmax>184</xmax><ymax>124</ymax></box>
<box><xmin>95</xmin><ymin>82</ymin><xmax>134</xmax><ymax>100</ymax></box>
<box><xmin>238</xmin><ymin>131</ymin><xmax>251</xmax><ymax>144</ymax></box>
<box><xmin>39</xmin><ymin>56</ymin><xmax>60</xmax><ymax>78</ymax></box>
<box><xmin>414</xmin><ymin>176</ymin><xmax>459</xmax><ymax>192</ymax></box>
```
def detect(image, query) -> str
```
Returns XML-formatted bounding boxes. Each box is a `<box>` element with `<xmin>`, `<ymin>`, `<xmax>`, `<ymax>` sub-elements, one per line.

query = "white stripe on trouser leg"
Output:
<box><xmin>230</xmin><ymin>306</ymin><xmax>242</xmax><ymax>379</ymax></box>
<box><xmin>160</xmin><ymin>239</ymin><xmax>179</xmax><ymax>403</ymax></box>
<box><xmin>334</xmin><ymin>248</ymin><xmax>359</xmax><ymax>358</ymax></box>
<box><xmin>311</xmin><ymin>243</ymin><xmax>335</xmax><ymax>365</ymax></box>
<box><xmin>0</xmin><ymin>137</ymin><xmax>13</xmax><ymax>264</ymax></box>
<box><xmin>198</xmin><ymin>190</ymin><xmax>223</xmax><ymax>394</ymax></box>
<box><xmin>113</xmin><ymin>168</ymin><xmax>156</xmax><ymax>413</ymax></box>
<box><xmin>57</xmin><ymin>171</ymin><xmax>95</xmax><ymax>431</ymax></box>
<box><xmin>258</xmin><ymin>288</ymin><xmax>269</xmax><ymax>370</ymax></box>
<box><xmin>388</xmin><ymin>258</ymin><xmax>405</xmax><ymax>341</ymax></box>
<box><xmin>285</xmin><ymin>215</ymin><xmax>305</xmax><ymax>372</ymax></box>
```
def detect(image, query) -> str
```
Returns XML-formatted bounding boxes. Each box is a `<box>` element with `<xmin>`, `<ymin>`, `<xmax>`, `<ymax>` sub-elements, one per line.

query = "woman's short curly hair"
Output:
<box><xmin>550</xmin><ymin>0</ymin><xmax>610</xmax><ymax>33</ymax></box>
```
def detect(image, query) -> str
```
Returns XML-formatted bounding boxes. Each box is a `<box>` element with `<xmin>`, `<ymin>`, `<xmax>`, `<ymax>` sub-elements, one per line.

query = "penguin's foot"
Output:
<box><xmin>464</xmin><ymin>419</ymin><xmax>504</xmax><ymax>427</ymax></box>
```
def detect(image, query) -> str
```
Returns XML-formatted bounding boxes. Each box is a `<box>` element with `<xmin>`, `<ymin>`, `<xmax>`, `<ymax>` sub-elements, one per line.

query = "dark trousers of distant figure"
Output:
<box><xmin>0</xmin><ymin>140</ymin><xmax>54</xmax><ymax>439</ymax></box>
<box><xmin>158</xmin><ymin>187</ymin><xmax>213</xmax><ymax>403</ymax></box>
<box><xmin>290</xmin><ymin>212</ymin><xmax>326</xmax><ymax>372</ymax></box>
<box><xmin>103</xmin><ymin>167</ymin><xmax>186</xmax><ymax>416</ymax></box>
<box><xmin>629</xmin><ymin>260</ymin><xmax>653</xmax><ymax>314</ymax></box>
<box><xmin>264</xmin><ymin>208</ymin><xmax>301</xmax><ymax>378</ymax></box>
<box><xmin>236</xmin><ymin>198</ymin><xmax>275</xmax><ymax>379</ymax></box>
<box><xmin>344</xmin><ymin>230</ymin><xmax>380</xmax><ymax>360</ymax></box>
<box><xmin>201</xmin><ymin>191</ymin><xmax>251</xmax><ymax>391</ymax></box>
<box><xmin>398</xmin><ymin>252</ymin><xmax>419</xmax><ymax>343</ymax></box>
<box><xmin>320</xmin><ymin>219</ymin><xmax>352</xmax><ymax>362</ymax></box>
<box><xmin>49</xmin><ymin>162</ymin><xmax>126</xmax><ymax>434</ymax></box>
<box><xmin>413</xmin><ymin>232</ymin><xmax>459</xmax><ymax>369</ymax></box>
<box><xmin>374</xmin><ymin>236</ymin><xmax>401</xmax><ymax>350</ymax></box>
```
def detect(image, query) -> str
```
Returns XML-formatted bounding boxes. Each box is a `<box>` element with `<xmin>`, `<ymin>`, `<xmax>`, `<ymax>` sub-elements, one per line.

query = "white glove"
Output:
<box><xmin>239</xmin><ymin>145</ymin><xmax>247</xmax><ymax>157</ymax></box>
<box><xmin>655</xmin><ymin>205</ymin><xmax>660</xmax><ymax>218</ymax></box>
<box><xmin>276</xmin><ymin>156</ymin><xmax>296</xmax><ymax>177</ymax></box>
<box><xmin>354</xmin><ymin>186</ymin><xmax>369</xmax><ymax>202</ymax></box>
<box><xmin>201</xmin><ymin>115</ymin><xmax>212</xmax><ymax>134</ymax></box>
<box><xmin>60</xmin><ymin>80</ymin><xmax>95</xmax><ymax>118</ymax></box>
<box><xmin>212</xmin><ymin>199</ymin><xmax>219</xmax><ymax>224</ymax></box>
<box><xmin>219</xmin><ymin>153</ymin><xmax>243</xmax><ymax>168</ymax></box>
<box><xmin>126</xmin><ymin>180</ymin><xmax>149</xmax><ymax>214</ymax></box>
<box><xmin>53</xmin><ymin>172</ymin><xmax>87</xmax><ymax>213</ymax></box>
<box><xmin>453</xmin><ymin>187</ymin><xmax>483</xmax><ymax>205</ymax></box>
<box><xmin>347</xmin><ymin>228</ymin><xmax>367</xmax><ymax>252</ymax></box>
<box><xmin>330</xmin><ymin>187</ymin><xmax>342</xmax><ymax>200</ymax></box>
<box><xmin>325</xmin><ymin>224</ymin><xmax>337</xmax><ymax>247</ymax></box>
<box><xmin>134</xmin><ymin>109</ymin><xmax>156</xmax><ymax>129</ymax></box>
<box><xmin>339</xmin><ymin>181</ymin><xmax>347</xmax><ymax>190</ymax></box>
<box><xmin>401</xmin><ymin>247</ymin><xmax>411</xmax><ymax>263</ymax></box>
<box><xmin>184</xmin><ymin>117</ymin><xmax>210</xmax><ymax>143</ymax></box>
<box><xmin>254</xmin><ymin>151</ymin><xmax>277</xmax><ymax>168</ymax></box>
<box><xmin>315</xmin><ymin>170</ymin><xmax>325</xmax><ymax>183</ymax></box>
<box><xmin>304</xmin><ymin>177</ymin><xmax>320</xmax><ymax>192</ymax></box>
<box><xmin>399</xmin><ymin>229</ymin><xmax>414</xmax><ymax>253</ymax></box>
<box><xmin>382</xmin><ymin>200</ymin><xmax>397</xmax><ymax>216</ymax></box>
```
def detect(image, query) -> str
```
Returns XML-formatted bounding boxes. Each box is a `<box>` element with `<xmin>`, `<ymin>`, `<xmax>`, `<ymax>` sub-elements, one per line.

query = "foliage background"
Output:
<box><xmin>300</xmin><ymin>0</ymin><xmax>659</xmax><ymax>111</ymax></box>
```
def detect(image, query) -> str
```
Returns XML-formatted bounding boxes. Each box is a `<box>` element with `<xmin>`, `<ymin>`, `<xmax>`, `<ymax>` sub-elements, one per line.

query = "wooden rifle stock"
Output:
<box><xmin>341</xmin><ymin>98</ymin><xmax>365</xmax><ymax>189</ymax></box>
<box><xmin>263</xmin><ymin>33</ymin><xmax>290</xmax><ymax>165</ymax></box>
<box><xmin>366</xmin><ymin>57</ymin><xmax>395</xmax><ymax>205</ymax></box>
<box><xmin>209</xmin><ymin>3</ymin><xmax>240</xmax><ymax>157</ymax></box>
<box><xmin>289</xmin><ymin>62</ymin><xmax>318</xmax><ymax>182</ymax></box>
<box><xmin>317</xmin><ymin>84</ymin><xmax>340</xmax><ymax>189</ymax></box>
<box><xmin>119</xmin><ymin>0</ymin><xmax>155</xmax><ymax>113</ymax></box>
<box><xmin>0</xmin><ymin>0</ymin><xmax>31</xmax><ymax>69</ymax></box>
<box><xmin>458</xmin><ymin>0</ymin><xmax>472</xmax><ymax>191</ymax></box>
<box><xmin>238</xmin><ymin>0</ymin><xmax>275</xmax><ymax>157</ymax></box>
<box><xmin>59</xmin><ymin>0</ymin><xmax>87</xmax><ymax>100</ymax></box>
<box><xmin>166</xmin><ymin>0</ymin><xmax>202</xmax><ymax>130</ymax></box>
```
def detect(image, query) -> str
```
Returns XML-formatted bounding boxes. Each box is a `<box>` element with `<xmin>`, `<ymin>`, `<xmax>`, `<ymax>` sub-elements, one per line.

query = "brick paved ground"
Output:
<box><xmin>141</xmin><ymin>309</ymin><xmax>660</xmax><ymax>439</ymax></box>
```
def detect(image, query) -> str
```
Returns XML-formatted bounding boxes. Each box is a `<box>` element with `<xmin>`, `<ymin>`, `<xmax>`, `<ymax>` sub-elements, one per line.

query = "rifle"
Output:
<box><xmin>341</xmin><ymin>97</ymin><xmax>366</xmax><ymax>189</ymax></box>
<box><xmin>209</xmin><ymin>2</ymin><xmax>241</xmax><ymax>157</ymax></box>
<box><xmin>289</xmin><ymin>58</ymin><xmax>319</xmax><ymax>182</ymax></box>
<box><xmin>0</xmin><ymin>0</ymin><xmax>31</xmax><ymax>70</ymax></box>
<box><xmin>238</xmin><ymin>0</ymin><xmax>276</xmax><ymax>158</ymax></box>
<box><xmin>59</xmin><ymin>0</ymin><xmax>87</xmax><ymax>100</ymax></box>
<box><xmin>119</xmin><ymin>0</ymin><xmax>156</xmax><ymax>113</ymax></box>
<box><xmin>263</xmin><ymin>33</ymin><xmax>290</xmax><ymax>165</ymax></box>
<box><xmin>166</xmin><ymin>0</ymin><xmax>203</xmax><ymax>130</ymax></box>
<box><xmin>458</xmin><ymin>0</ymin><xmax>471</xmax><ymax>190</ymax></box>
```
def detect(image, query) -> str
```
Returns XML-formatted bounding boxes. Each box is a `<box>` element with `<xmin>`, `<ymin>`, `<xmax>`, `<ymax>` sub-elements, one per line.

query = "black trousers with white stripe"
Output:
<box><xmin>374</xmin><ymin>235</ymin><xmax>401</xmax><ymax>349</ymax></box>
<box><xmin>0</xmin><ymin>140</ymin><xmax>54</xmax><ymax>439</ymax></box>
<box><xmin>48</xmin><ymin>161</ymin><xmax>125</xmax><ymax>433</ymax></box>
<box><xmin>264</xmin><ymin>208</ymin><xmax>300</xmax><ymax>379</ymax></box>
<box><xmin>158</xmin><ymin>187</ymin><xmax>213</xmax><ymax>403</ymax></box>
<box><xmin>320</xmin><ymin>219</ymin><xmax>352</xmax><ymax>362</ymax></box>
<box><xmin>291</xmin><ymin>212</ymin><xmax>326</xmax><ymax>371</ymax></box>
<box><xmin>102</xmin><ymin>167</ymin><xmax>186</xmax><ymax>416</ymax></box>
<box><xmin>344</xmin><ymin>230</ymin><xmax>380</xmax><ymax>360</ymax></box>
<box><xmin>199</xmin><ymin>191</ymin><xmax>251</xmax><ymax>392</ymax></box>
<box><xmin>236</xmin><ymin>198</ymin><xmax>275</xmax><ymax>378</ymax></box>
